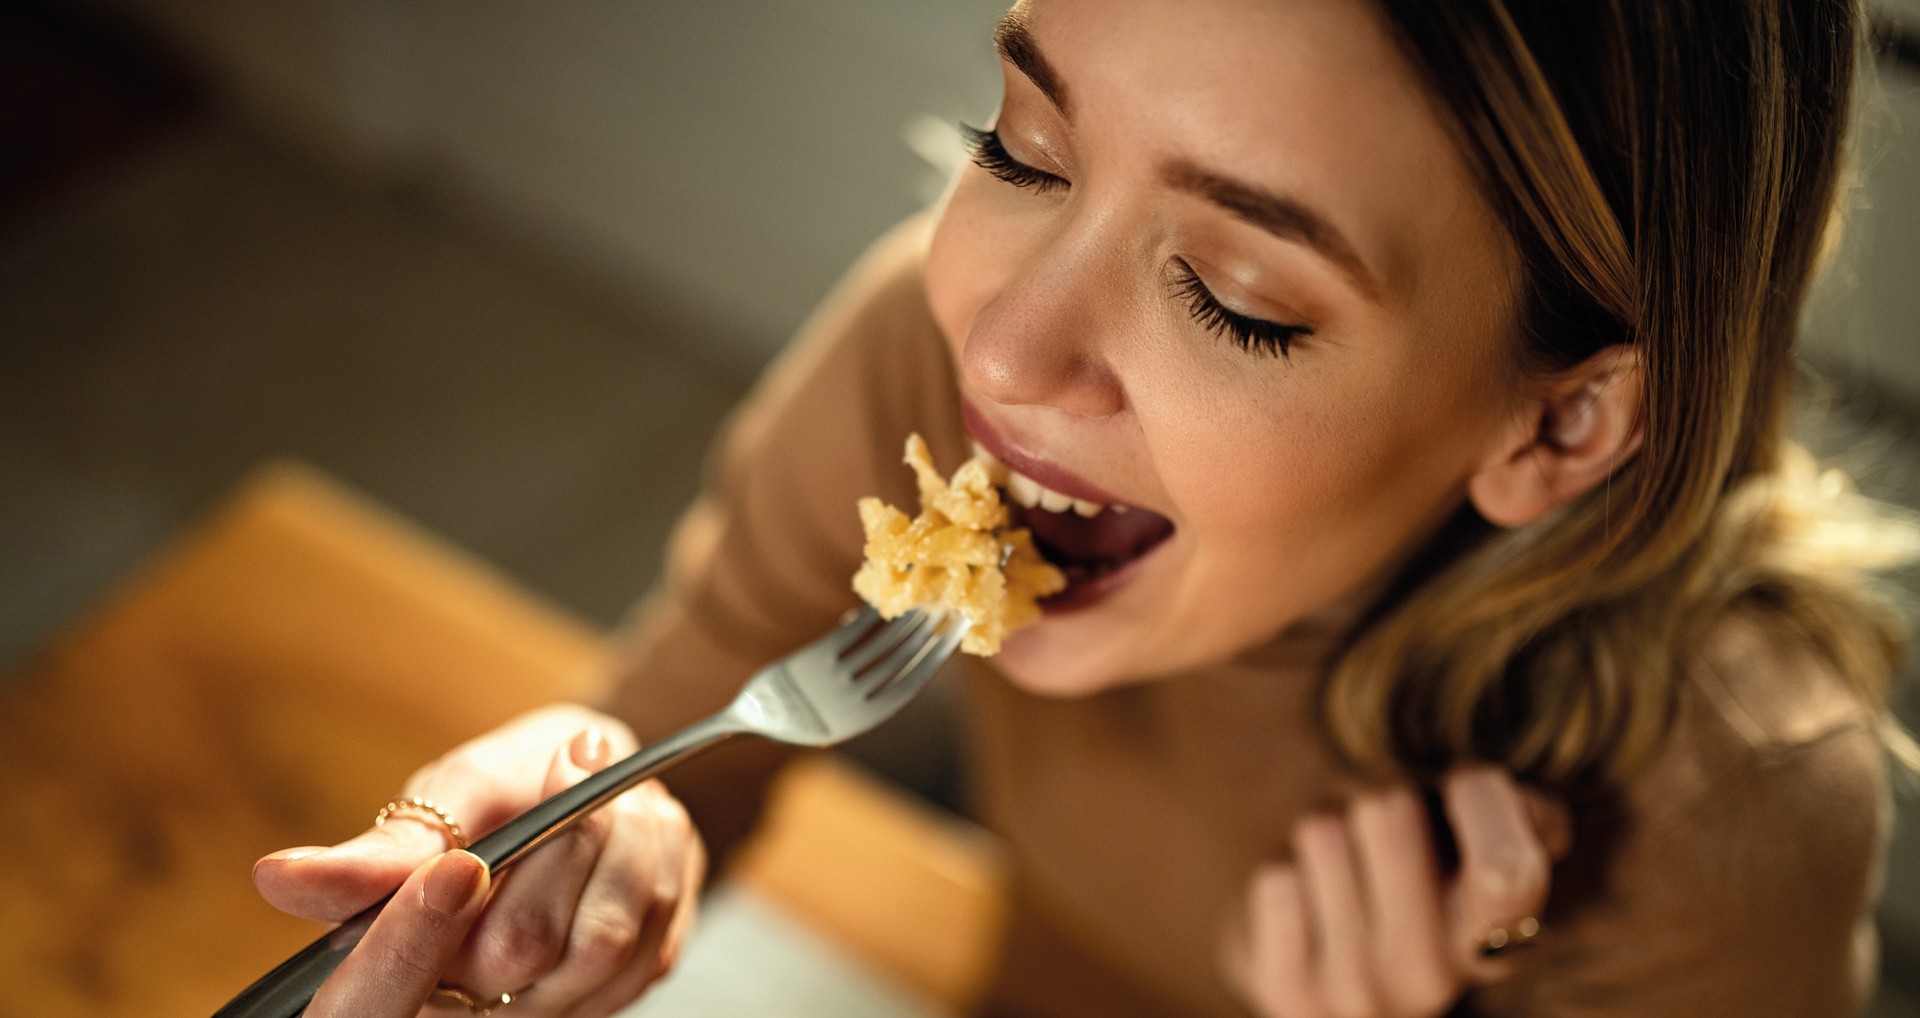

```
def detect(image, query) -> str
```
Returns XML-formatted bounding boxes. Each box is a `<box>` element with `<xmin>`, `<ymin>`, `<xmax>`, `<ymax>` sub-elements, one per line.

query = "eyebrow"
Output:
<box><xmin>994</xmin><ymin>13</ymin><xmax>1379</xmax><ymax>299</ymax></box>
<box><xmin>994</xmin><ymin>12</ymin><xmax>1069</xmax><ymax>118</ymax></box>
<box><xmin>1162</xmin><ymin>160</ymin><xmax>1381</xmax><ymax>298</ymax></box>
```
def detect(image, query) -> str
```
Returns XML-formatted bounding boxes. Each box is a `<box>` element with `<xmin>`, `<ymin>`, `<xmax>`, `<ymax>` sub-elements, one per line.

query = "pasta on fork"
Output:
<box><xmin>853</xmin><ymin>434</ymin><xmax>1065</xmax><ymax>655</ymax></box>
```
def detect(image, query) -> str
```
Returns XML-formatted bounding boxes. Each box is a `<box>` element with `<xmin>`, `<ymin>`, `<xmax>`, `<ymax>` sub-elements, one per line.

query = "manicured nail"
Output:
<box><xmin>252</xmin><ymin>846</ymin><xmax>326</xmax><ymax>881</ymax></box>
<box><xmin>569</xmin><ymin>726</ymin><xmax>611</xmax><ymax>770</ymax></box>
<box><xmin>423</xmin><ymin>850</ymin><xmax>487</xmax><ymax>918</ymax></box>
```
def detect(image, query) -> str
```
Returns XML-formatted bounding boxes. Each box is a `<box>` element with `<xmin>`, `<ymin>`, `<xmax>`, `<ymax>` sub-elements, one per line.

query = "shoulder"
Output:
<box><xmin>767</xmin><ymin>210</ymin><xmax>941</xmax><ymax>387</ymax></box>
<box><xmin>1591</xmin><ymin>607</ymin><xmax>1891</xmax><ymax>963</ymax></box>
<box><xmin>637</xmin><ymin>210</ymin><xmax>960</xmax><ymax>668</ymax></box>
<box><xmin>1606</xmin><ymin>606</ymin><xmax>1889</xmax><ymax>860</ymax></box>
<box><xmin>1686</xmin><ymin>607</ymin><xmax>1882</xmax><ymax>756</ymax></box>
<box><xmin>726</xmin><ymin>208</ymin><xmax>961</xmax><ymax>463</ymax></box>
<box><xmin>1473</xmin><ymin>611</ymin><xmax>1893</xmax><ymax>1015</ymax></box>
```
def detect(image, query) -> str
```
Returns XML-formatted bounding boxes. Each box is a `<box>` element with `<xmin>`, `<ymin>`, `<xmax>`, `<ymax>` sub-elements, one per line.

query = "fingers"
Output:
<box><xmin>1350</xmin><ymin>789</ymin><xmax>1455</xmax><ymax>1016</ymax></box>
<box><xmin>255</xmin><ymin>707</ymin><xmax>641</xmax><ymax>925</ymax></box>
<box><xmin>660</xmin><ymin>824</ymin><xmax>707</xmax><ymax>969</ymax></box>
<box><xmin>305</xmin><ymin>850</ymin><xmax>490</xmax><ymax>1018</ymax></box>
<box><xmin>1228</xmin><ymin>800</ymin><xmax>1455</xmax><ymax>1018</ymax></box>
<box><xmin>253</xmin><ymin>707</ymin><xmax>692</xmax><ymax>1016</ymax></box>
<box><xmin>1442</xmin><ymin>766</ymin><xmax>1555</xmax><ymax>981</ymax></box>
<box><xmin>539</xmin><ymin>784</ymin><xmax>706</xmax><ymax>1018</ymax></box>
<box><xmin>437</xmin><ymin>723</ymin><xmax>700</xmax><ymax>1018</ymax></box>
<box><xmin>1230</xmin><ymin>864</ymin><xmax>1315</xmax><ymax>1018</ymax></box>
<box><xmin>1226</xmin><ymin>773</ymin><xmax>1565</xmax><ymax>1018</ymax></box>
<box><xmin>253</xmin><ymin>748</ymin><xmax>523</xmax><ymax>924</ymax></box>
<box><xmin>438</xmin><ymin>728</ymin><xmax>620</xmax><ymax>1001</ymax></box>
<box><xmin>1294</xmin><ymin>816</ymin><xmax>1374</xmax><ymax>1016</ymax></box>
<box><xmin>254</xmin><ymin>814</ymin><xmax>455</xmax><ymax>923</ymax></box>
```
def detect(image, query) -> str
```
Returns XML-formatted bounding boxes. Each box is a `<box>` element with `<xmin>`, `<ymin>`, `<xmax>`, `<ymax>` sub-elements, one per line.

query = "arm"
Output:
<box><xmin>253</xmin><ymin>213</ymin><xmax>960</xmax><ymax>1016</ymax></box>
<box><xmin>597</xmin><ymin>211</ymin><xmax>962</xmax><ymax>869</ymax></box>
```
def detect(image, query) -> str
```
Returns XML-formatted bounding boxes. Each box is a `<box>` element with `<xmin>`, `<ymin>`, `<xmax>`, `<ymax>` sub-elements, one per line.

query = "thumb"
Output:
<box><xmin>254</xmin><ymin>808</ymin><xmax>460</xmax><ymax>923</ymax></box>
<box><xmin>306</xmin><ymin>850</ymin><xmax>491</xmax><ymax>1018</ymax></box>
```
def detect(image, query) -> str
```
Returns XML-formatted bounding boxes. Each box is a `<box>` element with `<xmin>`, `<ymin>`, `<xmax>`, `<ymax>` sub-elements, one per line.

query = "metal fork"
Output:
<box><xmin>214</xmin><ymin>606</ymin><xmax>968</xmax><ymax>1018</ymax></box>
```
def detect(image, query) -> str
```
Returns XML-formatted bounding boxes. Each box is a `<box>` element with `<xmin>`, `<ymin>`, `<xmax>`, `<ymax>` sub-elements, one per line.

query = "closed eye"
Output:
<box><xmin>961</xmin><ymin>123</ymin><xmax>1305</xmax><ymax>361</ymax></box>
<box><xmin>1169</xmin><ymin>259</ymin><xmax>1312</xmax><ymax>360</ymax></box>
<box><xmin>961</xmin><ymin>124</ymin><xmax>1068</xmax><ymax>194</ymax></box>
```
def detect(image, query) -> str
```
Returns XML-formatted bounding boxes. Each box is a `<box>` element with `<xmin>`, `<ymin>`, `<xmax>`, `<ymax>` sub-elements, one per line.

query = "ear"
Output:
<box><xmin>1468</xmin><ymin>345</ymin><xmax>1645</xmax><ymax>528</ymax></box>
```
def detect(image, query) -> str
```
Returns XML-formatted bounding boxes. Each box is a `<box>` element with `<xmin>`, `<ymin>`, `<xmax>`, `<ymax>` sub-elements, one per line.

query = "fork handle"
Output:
<box><xmin>212</xmin><ymin>712</ymin><xmax>743</xmax><ymax>1018</ymax></box>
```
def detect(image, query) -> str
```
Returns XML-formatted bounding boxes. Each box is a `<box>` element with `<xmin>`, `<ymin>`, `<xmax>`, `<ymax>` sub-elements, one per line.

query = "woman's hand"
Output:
<box><xmin>253</xmin><ymin>704</ymin><xmax>705</xmax><ymax>1018</ymax></box>
<box><xmin>1222</xmin><ymin>766</ymin><xmax>1571</xmax><ymax>1018</ymax></box>
<box><xmin>304</xmin><ymin>850</ymin><xmax>490</xmax><ymax>1017</ymax></box>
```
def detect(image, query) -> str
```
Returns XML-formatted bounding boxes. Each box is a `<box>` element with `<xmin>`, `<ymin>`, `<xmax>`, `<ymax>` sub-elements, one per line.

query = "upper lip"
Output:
<box><xmin>960</xmin><ymin>398</ymin><xmax>1127</xmax><ymax>507</ymax></box>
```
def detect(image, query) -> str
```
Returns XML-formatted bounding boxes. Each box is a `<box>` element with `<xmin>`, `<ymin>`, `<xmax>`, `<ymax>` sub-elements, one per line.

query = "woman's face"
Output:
<box><xmin>925</xmin><ymin>0</ymin><xmax>1521</xmax><ymax>695</ymax></box>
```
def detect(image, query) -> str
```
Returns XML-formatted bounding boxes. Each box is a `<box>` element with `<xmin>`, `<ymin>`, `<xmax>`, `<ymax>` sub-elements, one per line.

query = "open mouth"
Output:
<box><xmin>967</xmin><ymin>440</ymin><xmax>1177</xmax><ymax>610</ymax></box>
<box><xmin>1008</xmin><ymin>485</ymin><xmax>1175</xmax><ymax>592</ymax></box>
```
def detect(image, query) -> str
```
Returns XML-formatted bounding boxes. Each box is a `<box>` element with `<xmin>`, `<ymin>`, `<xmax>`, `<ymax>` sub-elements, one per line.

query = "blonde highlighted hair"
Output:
<box><xmin>1327</xmin><ymin>0</ymin><xmax>1919</xmax><ymax>785</ymax></box>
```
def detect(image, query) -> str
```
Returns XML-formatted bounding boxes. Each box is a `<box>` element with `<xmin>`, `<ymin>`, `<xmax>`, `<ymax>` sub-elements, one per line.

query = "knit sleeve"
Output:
<box><xmin>596</xmin><ymin>212</ymin><xmax>961</xmax><ymax>867</ymax></box>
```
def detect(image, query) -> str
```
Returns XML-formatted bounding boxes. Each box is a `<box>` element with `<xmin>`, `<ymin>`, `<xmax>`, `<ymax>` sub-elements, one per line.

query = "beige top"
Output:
<box><xmin>604</xmin><ymin>215</ymin><xmax>1891</xmax><ymax>1017</ymax></box>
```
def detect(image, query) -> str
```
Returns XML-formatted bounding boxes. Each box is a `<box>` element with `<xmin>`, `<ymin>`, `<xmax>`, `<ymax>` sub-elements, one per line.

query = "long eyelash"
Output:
<box><xmin>959</xmin><ymin>123</ymin><xmax>1068</xmax><ymax>194</ymax></box>
<box><xmin>1169</xmin><ymin>260</ymin><xmax>1312</xmax><ymax>360</ymax></box>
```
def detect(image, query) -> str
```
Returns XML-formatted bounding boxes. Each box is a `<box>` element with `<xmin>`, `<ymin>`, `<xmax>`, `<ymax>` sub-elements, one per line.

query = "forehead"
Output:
<box><xmin>1019</xmin><ymin>0</ymin><xmax>1507</xmax><ymax>306</ymax></box>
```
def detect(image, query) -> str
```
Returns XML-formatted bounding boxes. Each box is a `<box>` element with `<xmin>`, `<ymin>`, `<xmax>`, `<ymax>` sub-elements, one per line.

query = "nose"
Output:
<box><xmin>958</xmin><ymin>227</ymin><xmax>1127</xmax><ymax>419</ymax></box>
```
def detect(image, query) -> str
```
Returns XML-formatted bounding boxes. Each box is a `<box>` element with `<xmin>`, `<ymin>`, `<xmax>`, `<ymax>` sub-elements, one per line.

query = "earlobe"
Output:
<box><xmin>1467</xmin><ymin>346</ymin><xmax>1644</xmax><ymax>529</ymax></box>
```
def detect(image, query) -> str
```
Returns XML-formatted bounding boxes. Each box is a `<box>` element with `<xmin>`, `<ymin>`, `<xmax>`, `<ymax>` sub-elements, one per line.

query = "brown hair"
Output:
<box><xmin>1325</xmin><ymin>0</ymin><xmax>1918</xmax><ymax>784</ymax></box>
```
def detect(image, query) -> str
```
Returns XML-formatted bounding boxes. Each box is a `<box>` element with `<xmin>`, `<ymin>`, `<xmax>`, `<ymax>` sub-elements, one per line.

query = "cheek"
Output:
<box><xmin>924</xmin><ymin>175</ymin><xmax>1018</xmax><ymax>359</ymax></box>
<box><xmin>1151</xmin><ymin>373</ymin><xmax>1480</xmax><ymax>607</ymax></box>
<box><xmin>1164</xmin><ymin>423</ymin><xmax>1355</xmax><ymax>563</ymax></box>
<box><xmin>1143</xmin><ymin>372</ymin><xmax>1355</xmax><ymax>525</ymax></box>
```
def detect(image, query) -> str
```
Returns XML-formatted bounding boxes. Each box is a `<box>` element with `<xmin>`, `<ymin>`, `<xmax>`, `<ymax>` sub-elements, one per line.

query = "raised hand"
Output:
<box><xmin>1223</xmin><ymin>765</ymin><xmax>1571</xmax><ymax>1018</ymax></box>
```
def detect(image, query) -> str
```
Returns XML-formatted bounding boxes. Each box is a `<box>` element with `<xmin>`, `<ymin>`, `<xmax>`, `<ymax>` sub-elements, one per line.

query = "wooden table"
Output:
<box><xmin>0</xmin><ymin>462</ymin><xmax>1005</xmax><ymax>1016</ymax></box>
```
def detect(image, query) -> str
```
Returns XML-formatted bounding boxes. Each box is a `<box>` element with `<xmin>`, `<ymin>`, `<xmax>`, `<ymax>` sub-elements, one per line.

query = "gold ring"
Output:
<box><xmin>374</xmin><ymin>795</ymin><xmax>468</xmax><ymax>850</ymax></box>
<box><xmin>430</xmin><ymin>983</ymin><xmax>516</xmax><ymax>1015</ymax></box>
<box><xmin>1478</xmin><ymin>916</ymin><xmax>1542</xmax><ymax>958</ymax></box>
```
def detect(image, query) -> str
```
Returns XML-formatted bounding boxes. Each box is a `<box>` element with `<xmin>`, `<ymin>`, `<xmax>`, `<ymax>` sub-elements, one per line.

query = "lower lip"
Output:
<box><xmin>1038</xmin><ymin>539</ymin><xmax>1168</xmax><ymax>616</ymax></box>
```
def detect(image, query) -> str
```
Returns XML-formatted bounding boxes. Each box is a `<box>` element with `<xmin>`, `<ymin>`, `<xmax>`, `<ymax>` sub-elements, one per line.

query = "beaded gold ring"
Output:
<box><xmin>430</xmin><ymin>983</ymin><xmax>515</xmax><ymax>1015</ymax></box>
<box><xmin>373</xmin><ymin>795</ymin><xmax>468</xmax><ymax>850</ymax></box>
<box><xmin>1478</xmin><ymin>916</ymin><xmax>1542</xmax><ymax>958</ymax></box>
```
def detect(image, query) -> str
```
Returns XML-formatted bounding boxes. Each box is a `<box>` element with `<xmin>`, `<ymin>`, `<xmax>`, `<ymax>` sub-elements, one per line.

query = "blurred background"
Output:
<box><xmin>2</xmin><ymin>0</ymin><xmax>1919</xmax><ymax>1013</ymax></box>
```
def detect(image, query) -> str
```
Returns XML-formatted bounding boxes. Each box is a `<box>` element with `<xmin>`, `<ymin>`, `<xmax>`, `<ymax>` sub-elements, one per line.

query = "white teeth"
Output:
<box><xmin>1006</xmin><ymin>472</ymin><xmax>1043</xmax><ymax>508</ymax></box>
<box><xmin>969</xmin><ymin>442</ymin><xmax>1008</xmax><ymax>484</ymax></box>
<box><xmin>1001</xmin><ymin>465</ymin><xmax>1112</xmax><ymax>517</ymax></box>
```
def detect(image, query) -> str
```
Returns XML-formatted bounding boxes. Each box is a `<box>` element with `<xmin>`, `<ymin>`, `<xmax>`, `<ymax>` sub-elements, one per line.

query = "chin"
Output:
<box><xmin>986</xmin><ymin>623</ymin><xmax>1142</xmax><ymax>697</ymax></box>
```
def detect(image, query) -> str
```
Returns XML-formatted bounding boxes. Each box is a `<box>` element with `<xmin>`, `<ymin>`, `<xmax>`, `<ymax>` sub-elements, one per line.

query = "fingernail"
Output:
<box><xmin>252</xmin><ymin>846</ymin><xmax>326</xmax><ymax>881</ymax></box>
<box><xmin>569</xmin><ymin>726</ymin><xmax>611</xmax><ymax>770</ymax></box>
<box><xmin>423</xmin><ymin>850</ymin><xmax>487</xmax><ymax>918</ymax></box>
